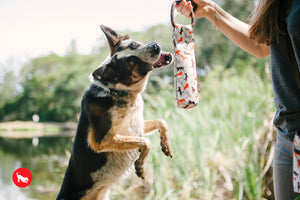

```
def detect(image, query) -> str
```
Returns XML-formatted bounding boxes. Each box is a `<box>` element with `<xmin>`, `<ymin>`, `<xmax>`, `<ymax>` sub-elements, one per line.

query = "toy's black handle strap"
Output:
<box><xmin>171</xmin><ymin>0</ymin><xmax>196</xmax><ymax>28</ymax></box>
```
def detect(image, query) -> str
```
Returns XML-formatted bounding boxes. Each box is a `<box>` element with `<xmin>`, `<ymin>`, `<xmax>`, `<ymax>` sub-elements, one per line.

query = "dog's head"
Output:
<box><xmin>90</xmin><ymin>25</ymin><xmax>172</xmax><ymax>92</ymax></box>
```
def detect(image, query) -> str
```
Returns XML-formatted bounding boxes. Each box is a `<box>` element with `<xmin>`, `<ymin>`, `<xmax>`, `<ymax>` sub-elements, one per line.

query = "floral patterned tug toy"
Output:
<box><xmin>171</xmin><ymin>0</ymin><xmax>200</xmax><ymax>109</ymax></box>
<box><xmin>293</xmin><ymin>132</ymin><xmax>300</xmax><ymax>193</ymax></box>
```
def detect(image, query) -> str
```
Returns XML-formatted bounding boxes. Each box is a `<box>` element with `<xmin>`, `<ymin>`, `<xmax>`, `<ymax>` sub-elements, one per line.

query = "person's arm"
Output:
<box><xmin>176</xmin><ymin>0</ymin><xmax>270</xmax><ymax>58</ymax></box>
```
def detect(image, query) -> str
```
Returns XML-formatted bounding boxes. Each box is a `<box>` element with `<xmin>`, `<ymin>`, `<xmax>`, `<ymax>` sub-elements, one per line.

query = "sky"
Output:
<box><xmin>0</xmin><ymin>0</ymin><xmax>174</xmax><ymax>70</ymax></box>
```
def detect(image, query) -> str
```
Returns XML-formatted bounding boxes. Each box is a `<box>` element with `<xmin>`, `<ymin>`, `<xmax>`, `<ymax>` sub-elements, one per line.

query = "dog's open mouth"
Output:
<box><xmin>153</xmin><ymin>52</ymin><xmax>172</xmax><ymax>68</ymax></box>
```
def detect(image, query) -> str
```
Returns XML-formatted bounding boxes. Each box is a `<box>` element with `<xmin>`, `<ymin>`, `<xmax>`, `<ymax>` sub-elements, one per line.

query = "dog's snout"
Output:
<box><xmin>148</xmin><ymin>42</ymin><xmax>161</xmax><ymax>55</ymax></box>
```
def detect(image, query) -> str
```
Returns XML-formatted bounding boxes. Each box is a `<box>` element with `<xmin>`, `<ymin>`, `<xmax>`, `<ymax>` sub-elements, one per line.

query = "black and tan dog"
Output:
<box><xmin>57</xmin><ymin>25</ymin><xmax>173</xmax><ymax>200</ymax></box>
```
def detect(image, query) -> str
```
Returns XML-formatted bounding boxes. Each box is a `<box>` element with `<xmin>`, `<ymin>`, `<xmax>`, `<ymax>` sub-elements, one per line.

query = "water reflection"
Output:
<box><xmin>0</xmin><ymin>136</ymin><xmax>73</xmax><ymax>200</ymax></box>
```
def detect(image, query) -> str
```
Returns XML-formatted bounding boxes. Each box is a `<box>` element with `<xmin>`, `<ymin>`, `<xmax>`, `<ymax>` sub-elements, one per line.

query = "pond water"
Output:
<box><xmin>0</xmin><ymin>136</ymin><xmax>74</xmax><ymax>200</ymax></box>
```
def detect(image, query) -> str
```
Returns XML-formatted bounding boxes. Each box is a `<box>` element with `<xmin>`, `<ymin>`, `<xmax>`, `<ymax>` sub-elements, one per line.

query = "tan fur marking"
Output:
<box><xmin>87</xmin><ymin>127</ymin><xmax>101</xmax><ymax>152</ymax></box>
<box><xmin>131</xmin><ymin>69</ymin><xmax>144</xmax><ymax>84</ymax></box>
<box><xmin>91</xmin><ymin>134</ymin><xmax>150</xmax><ymax>153</ymax></box>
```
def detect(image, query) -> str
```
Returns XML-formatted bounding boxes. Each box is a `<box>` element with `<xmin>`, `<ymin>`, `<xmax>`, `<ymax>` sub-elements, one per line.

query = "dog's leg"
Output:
<box><xmin>89</xmin><ymin>133</ymin><xmax>151</xmax><ymax>179</ymax></box>
<box><xmin>144</xmin><ymin>119</ymin><xmax>173</xmax><ymax>158</ymax></box>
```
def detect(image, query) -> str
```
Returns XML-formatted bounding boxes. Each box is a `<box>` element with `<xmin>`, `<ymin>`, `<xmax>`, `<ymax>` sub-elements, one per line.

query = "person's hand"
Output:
<box><xmin>175</xmin><ymin>0</ymin><xmax>213</xmax><ymax>19</ymax></box>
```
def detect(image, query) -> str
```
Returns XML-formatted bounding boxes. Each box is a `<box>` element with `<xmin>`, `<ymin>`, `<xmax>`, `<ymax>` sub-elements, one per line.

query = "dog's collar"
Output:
<box><xmin>109</xmin><ymin>89</ymin><xmax>129</xmax><ymax>97</ymax></box>
<box><xmin>90</xmin><ymin>84</ymin><xmax>129</xmax><ymax>98</ymax></box>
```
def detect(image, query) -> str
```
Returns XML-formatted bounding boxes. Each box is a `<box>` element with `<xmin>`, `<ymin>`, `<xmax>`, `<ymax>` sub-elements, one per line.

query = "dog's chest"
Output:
<box><xmin>89</xmin><ymin>95</ymin><xmax>144</xmax><ymax>188</ymax></box>
<box><xmin>109</xmin><ymin>94</ymin><xmax>144</xmax><ymax>137</ymax></box>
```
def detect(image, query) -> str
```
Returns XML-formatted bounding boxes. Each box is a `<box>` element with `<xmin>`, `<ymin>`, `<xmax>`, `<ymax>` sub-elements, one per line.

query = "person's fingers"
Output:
<box><xmin>182</xmin><ymin>1</ymin><xmax>193</xmax><ymax>18</ymax></box>
<box><xmin>175</xmin><ymin>0</ymin><xmax>193</xmax><ymax>18</ymax></box>
<box><xmin>175</xmin><ymin>0</ymin><xmax>186</xmax><ymax>13</ymax></box>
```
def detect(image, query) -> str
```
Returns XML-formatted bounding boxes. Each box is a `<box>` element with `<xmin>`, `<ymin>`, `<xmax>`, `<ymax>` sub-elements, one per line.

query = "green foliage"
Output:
<box><xmin>0</xmin><ymin>53</ymin><xmax>98</xmax><ymax>122</ymax></box>
<box><xmin>0</xmin><ymin>70</ymin><xmax>19</xmax><ymax>107</ymax></box>
<box><xmin>192</xmin><ymin>0</ymin><xmax>270</xmax><ymax>71</ymax></box>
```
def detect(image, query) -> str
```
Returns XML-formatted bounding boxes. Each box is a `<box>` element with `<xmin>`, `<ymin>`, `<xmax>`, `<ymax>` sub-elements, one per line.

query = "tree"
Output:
<box><xmin>193</xmin><ymin>0</ymin><xmax>269</xmax><ymax>70</ymax></box>
<box><xmin>0</xmin><ymin>53</ymin><xmax>95</xmax><ymax>122</ymax></box>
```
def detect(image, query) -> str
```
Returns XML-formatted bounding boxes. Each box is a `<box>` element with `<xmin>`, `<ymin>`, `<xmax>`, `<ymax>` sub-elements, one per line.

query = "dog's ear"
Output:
<box><xmin>100</xmin><ymin>25</ymin><xmax>130</xmax><ymax>56</ymax></box>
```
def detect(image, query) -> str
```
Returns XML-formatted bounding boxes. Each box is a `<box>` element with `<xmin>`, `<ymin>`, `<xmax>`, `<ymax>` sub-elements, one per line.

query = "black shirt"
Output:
<box><xmin>270</xmin><ymin>0</ymin><xmax>300</xmax><ymax>134</ymax></box>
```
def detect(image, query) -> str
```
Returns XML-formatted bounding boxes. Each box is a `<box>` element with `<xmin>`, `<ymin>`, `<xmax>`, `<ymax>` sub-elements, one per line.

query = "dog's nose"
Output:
<box><xmin>148</xmin><ymin>42</ymin><xmax>161</xmax><ymax>55</ymax></box>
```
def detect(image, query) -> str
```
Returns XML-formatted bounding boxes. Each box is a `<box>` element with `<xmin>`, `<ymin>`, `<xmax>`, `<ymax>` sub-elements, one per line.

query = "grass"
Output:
<box><xmin>111</xmin><ymin>66</ymin><xmax>275</xmax><ymax>200</ymax></box>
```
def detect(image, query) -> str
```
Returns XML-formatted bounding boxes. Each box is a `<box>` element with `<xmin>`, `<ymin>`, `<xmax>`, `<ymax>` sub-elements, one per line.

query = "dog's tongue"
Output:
<box><xmin>153</xmin><ymin>52</ymin><xmax>172</xmax><ymax>68</ymax></box>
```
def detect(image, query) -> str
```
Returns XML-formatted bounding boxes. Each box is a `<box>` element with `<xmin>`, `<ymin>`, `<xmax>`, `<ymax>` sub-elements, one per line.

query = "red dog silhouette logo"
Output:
<box><xmin>12</xmin><ymin>168</ymin><xmax>32</xmax><ymax>188</ymax></box>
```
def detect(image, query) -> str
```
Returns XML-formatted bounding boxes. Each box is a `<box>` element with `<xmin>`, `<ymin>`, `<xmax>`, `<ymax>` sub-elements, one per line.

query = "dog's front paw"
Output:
<box><xmin>134</xmin><ymin>160</ymin><xmax>145</xmax><ymax>179</ymax></box>
<box><xmin>158</xmin><ymin>120</ymin><xmax>173</xmax><ymax>158</ymax></box>
<box><xmin>160</xmin><ymin>135</ymin><xmax>173</xmax><ymax>158</ymax></box>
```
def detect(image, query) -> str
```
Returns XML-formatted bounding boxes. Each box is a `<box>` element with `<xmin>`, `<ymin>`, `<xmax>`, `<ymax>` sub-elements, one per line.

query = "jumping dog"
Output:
<box><xmin>57</xmin><ymin>25</ymin><xmax>173</xmax><ymax>200</ymax></box>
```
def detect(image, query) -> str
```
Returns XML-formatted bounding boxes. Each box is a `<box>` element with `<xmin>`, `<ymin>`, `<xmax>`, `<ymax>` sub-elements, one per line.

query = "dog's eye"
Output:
<box><xmin>129</xmin><ymin>42</ymin><xmax>139</xmax><ymax>50</ymax></box>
